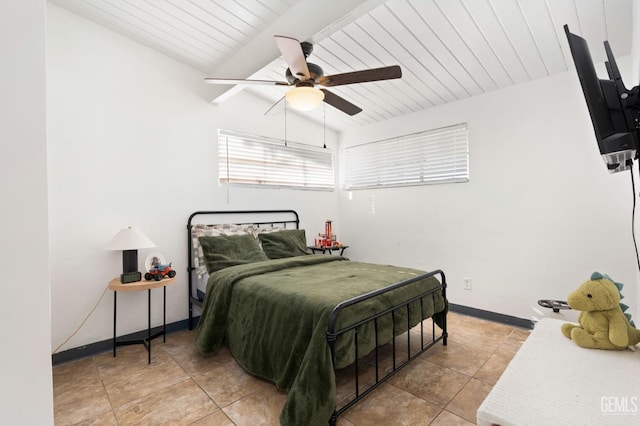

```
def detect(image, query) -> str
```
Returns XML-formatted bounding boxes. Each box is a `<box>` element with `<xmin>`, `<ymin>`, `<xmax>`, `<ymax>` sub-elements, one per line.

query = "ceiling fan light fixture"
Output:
<box><xmin>285</xmin><ymin>86</ymin><xmax>325</xmax><ymax>111</ymax></box>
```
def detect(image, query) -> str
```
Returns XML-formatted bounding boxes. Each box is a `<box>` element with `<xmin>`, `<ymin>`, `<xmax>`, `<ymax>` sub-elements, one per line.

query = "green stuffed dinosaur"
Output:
<box><xmin>561</xmin><ymin>272</ymin><xmax>640</xmax><ymax>350</ymax></box>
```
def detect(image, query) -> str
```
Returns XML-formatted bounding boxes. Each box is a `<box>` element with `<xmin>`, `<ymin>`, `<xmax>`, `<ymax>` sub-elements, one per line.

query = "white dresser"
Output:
<box><xmin>477</xmin><ymin>318</ymin><xmax>640</xmax><ymax>425</ymax></box>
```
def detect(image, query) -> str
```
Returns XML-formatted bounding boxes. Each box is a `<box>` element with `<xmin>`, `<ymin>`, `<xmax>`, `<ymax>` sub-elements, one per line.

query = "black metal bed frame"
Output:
<box><xmin>327</xmin><ymin>269</ymin><xmax>447</xmax><ymax>425</ymax></box>
<box><xmin>186</xmin><ymin>210</ymin><xmax>447</xmax><ymax>425</ymax></box>
<box><xmin>187</xmin><ymin>210</ymin><xmax>300</xmax><ymax>330</ymax></box>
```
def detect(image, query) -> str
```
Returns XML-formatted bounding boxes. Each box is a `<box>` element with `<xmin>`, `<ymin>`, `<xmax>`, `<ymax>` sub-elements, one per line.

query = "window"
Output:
<box><xmin>342</xmin><ymin>123</ymin><xmax>468</xmax><ymax>190</ymax></box>
<box><xmin>218</xmin><ymin>129</ymin><xmax>334</xmax><ymax>190</ymax></box>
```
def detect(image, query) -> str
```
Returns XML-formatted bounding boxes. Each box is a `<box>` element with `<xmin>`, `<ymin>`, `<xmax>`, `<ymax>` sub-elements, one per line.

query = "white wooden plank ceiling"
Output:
<box><xmin>49</xmin><ymin>0</ymin><xmax>633</xmax><ymax>132</ymax></box>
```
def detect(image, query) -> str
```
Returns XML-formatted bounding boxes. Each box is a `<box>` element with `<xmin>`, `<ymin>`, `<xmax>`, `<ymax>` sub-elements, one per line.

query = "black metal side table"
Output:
<box><xmin>308</xmin><ymin>245</ymin><xmax>349</xmax><ymax>256</ymax></box>
<box><xmin>108</xmin><ymin>276</ymin><xmax>177</xmax><ymax>364</ymax></box>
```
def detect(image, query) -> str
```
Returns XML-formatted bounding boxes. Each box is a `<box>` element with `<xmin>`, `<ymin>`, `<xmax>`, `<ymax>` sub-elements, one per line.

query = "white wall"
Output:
<box><xmin>339</xmin><ymin>63</ymin><xmax>637</xmax><ymax>321</ymax></box>
<box><xmin>47</xmin><ymin>4</ymin><xmax>339</xmax><ymax>352</ymax></box>
<box><xmin>0</xmin><ymin>0</ymin><xmax>53</xmax><ymax>423</ymax></box>
<box><xmin>47</xmin><ymin>1</ymin><xmax>640</xmax><ymax>354</ymax></box>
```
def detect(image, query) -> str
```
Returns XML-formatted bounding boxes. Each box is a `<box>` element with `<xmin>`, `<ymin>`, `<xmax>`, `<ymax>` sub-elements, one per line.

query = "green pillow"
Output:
<box><xmin>258</xmin><ymin>229</ymin><xmax>309</xmax><ymax>259</ymax></box>
<box><xmin>199</xmin><ymin>234</ymin><xmax>268</xmax><ymax>273</ymax></box>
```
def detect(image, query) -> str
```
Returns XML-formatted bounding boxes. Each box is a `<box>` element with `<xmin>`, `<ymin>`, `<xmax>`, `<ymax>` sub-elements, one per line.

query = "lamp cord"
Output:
<box><xmin>52</xmin><ymin>285</ymin><xmax>109</xmax><ymax>354</ymax></box>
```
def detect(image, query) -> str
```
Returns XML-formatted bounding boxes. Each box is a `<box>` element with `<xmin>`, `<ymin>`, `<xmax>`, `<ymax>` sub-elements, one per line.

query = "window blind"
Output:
<box><xmin>342</xmin><ymin>123</ymin><xmax>469</xmax><ymax>190</ymax></box>
<box><xmin>218</xmin><ymin>129</ymin><xmax>335</xmax><ymax>190</ymax></box>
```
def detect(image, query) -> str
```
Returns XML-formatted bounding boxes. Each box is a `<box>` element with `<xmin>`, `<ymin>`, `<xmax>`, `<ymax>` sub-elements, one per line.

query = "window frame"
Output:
<box><xmin>341</xmin><ymin>123</ymin><xmax>469</xmax><ymax>190</ymax></box>
<box><xmin>218</xmin><ymin>129</ymin><xmax>335</xmax><ymax>191</ymax></box>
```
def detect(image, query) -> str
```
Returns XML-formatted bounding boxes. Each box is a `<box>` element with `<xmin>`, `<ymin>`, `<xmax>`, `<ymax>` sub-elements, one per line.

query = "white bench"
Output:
<box><xmin>477</xmin><ymin>318</ymin><xmax>640</xmax><ymax>426</ymax></box>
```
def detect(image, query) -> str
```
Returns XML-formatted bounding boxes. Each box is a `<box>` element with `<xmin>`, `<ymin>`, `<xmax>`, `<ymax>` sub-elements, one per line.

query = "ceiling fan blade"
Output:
<box><xmin>274</xmin><ymin>35</ymin><xmax>310</xmax><ymax>81</ymax></box>
<box><xmin>317</xmin><ymin>65</ymin><xmax>402</xmax><ymax>87</ymax></box>
<box><xmin>204</xmin><ymin>78</ymin><xmax>289</xmax><ymax>86</ymax></box>
<box><xmin>320</xmin><ymin>89</ymin><xmax>362</xmax><ymax>116</ymax></box>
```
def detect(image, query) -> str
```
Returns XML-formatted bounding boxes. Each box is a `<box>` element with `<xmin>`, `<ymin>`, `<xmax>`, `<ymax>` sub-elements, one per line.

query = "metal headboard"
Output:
<box><xmin>186</xmin><ymin>210</ymin><xmax>300</xmax><ymax>329</ymax></box>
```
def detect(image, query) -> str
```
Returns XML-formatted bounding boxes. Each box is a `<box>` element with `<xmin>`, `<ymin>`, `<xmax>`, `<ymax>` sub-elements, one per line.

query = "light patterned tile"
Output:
<box><xmin>474</xmin><ymin>353</ymin><xmax>513</xmax><ymax>385</ymax></box>
<box><xmin>53</xmin><ymin>358</ymin><xmax>113</xmax><ymax>425</ymax></box>
<box><xmin>396</xmin><ymin>326</ymin><xmax>443</xmax><ymax>356</ymax></box>
<box><xmin>222</xmin><ymin>387</ymin><xmax>287</xmax><ymax>426</ymax></box>
<box><xmin>165</xmin><ymin>335</ymin><xmax>235</xmax><ymax>376</ymax></box>
<box><xmin>193</xmin><ymin>358</ymin><xmax>274</xmax><ymax>408</ymax></box>
<box><xmin>495</xmin><ymin>335</ymin><xmax>525</xmax><ymax>359</ymax></box>
<box><xmin>114</xmin><ymin>379</ymin><xmax>218</xmax><ymax>425</ymax></box>
<box><xmin>429</xmin><ymin>409</ymin><xmax>475</xmax><ymax>426</ymax></box>
<box><xmin>96</xmin><ymin>347</ymin><xmax>189</xmax><ymax>407</ymax></box>
<box><xmin>336</xmin><ymin>417</ymin><xmax>356</xmax><ymax>426</ymax></box>
<box><xmin>51</xmin><ymin>313</ymin><xmax>519</xmax><ymax>425</ymax></box>
<box><xmin>464</xmin><ymin>317</ymin><xmax>516</xmax><ymax>335</ymax></box>
<box><xmin>509</xmin><ymin>327</ymin><xmax>532</xmax><ymax>341</ymax></box>
<box><xmin>389</xmin><ymin>358</ymin><xmax>471</xmax><ymax>408</ymax></box>
<box><xmin>189</xmin><ymin>410</ymin><xmax>236</xmax><ymax>425</ymax></box>
<box><xmin>93</xmin><ymin>345</ymin><xmax>154</xmax><ymax>379</ymax></box>
<box><xmin>445</xmin><ymin>325</ymin><xmax>510</xmax><ymax>352</ymax></box>
<box><xmin>54</xmin><ymin>378</ymin><xmax>114</xmax><ymax>425</ymax></box>
<box><xmin>422</xmin><ymin>340</ymin><xmax>493</xmax><ymax>376</ymax></box>
<box><xmin>342</xmin><ymin>383</ymin><xmax>440</xmax><ymax>425</ymax></box>
<box><xmin>70</xmin><ymin>409</ymin><xmax>118</xmax><ymax>425</ymax></box>
<box><xmin>446</xmin><ymin>377</ymin><xmax>494</xmax><ymax>423</ymax></box>
<box><xmin>53</xmin><ymin>357</ymin><xmax>99</xmax><ymax>395</ymax></box>
<box><xmin>508</xmin><ymin>324</ymin><xmax>527</xmax><ymax>334</ymax></box>
<box><xmin>156</xmin><ymin>328</ymin><xmax>196</xmax><ymax>352</ymax></box>
<box><xmin>445</xmin><ymin>312</ymin><xmax>472</xmax><ymax>329</ymax></box>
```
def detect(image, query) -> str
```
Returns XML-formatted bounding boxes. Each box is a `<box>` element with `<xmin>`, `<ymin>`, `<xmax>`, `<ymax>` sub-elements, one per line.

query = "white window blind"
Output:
<box><xmin>218</xmin><ymin>129</ymin><xmax>335</xmax><ymax>190</ymax></box>
<box><xmin>342</xmin><ymin>123</ymin><xmax>469</xmax><ymax>190</ymax></box>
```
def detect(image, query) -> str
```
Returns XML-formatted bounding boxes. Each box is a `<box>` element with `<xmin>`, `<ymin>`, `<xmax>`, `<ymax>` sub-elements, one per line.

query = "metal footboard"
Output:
<box><xmin>326</xmin><ymin>270</ymin><xmax>448</xmax><ymax>425</ymax></box>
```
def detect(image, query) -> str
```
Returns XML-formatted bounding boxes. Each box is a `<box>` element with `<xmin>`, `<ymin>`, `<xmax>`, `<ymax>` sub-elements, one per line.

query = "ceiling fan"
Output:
<box><xmin>204</xmin><ymin>35</ymin><xmax>402</xmax><ymax>116</ymax></box>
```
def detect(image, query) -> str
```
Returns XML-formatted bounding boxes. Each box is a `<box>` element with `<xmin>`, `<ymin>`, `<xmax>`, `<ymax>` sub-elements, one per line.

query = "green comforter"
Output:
<box><xmin>195</xmin><ymin>256</ymin><xmax>446</xmax><ymax>426</ymax></box>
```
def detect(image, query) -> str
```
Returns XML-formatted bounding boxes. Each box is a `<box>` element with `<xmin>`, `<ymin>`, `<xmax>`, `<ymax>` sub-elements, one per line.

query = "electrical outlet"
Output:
<box><xmin>464</xmin><ymin>278</ymin><xmax>472</xmax><ymax>290</ymax></box>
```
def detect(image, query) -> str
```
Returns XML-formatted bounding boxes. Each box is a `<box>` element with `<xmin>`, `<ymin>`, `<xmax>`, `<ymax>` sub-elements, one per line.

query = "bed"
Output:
<box><xmin>187</xmin><ymin>210</ymin><xmax>448</xmax><ymax>426</ymax></box>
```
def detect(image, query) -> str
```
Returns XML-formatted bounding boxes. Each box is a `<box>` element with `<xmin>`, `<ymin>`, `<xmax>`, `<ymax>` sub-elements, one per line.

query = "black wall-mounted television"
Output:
<box><xmin>564</xmin><ymin>25</ymin><xmax>639</xmax><ymax>173</ymax></box>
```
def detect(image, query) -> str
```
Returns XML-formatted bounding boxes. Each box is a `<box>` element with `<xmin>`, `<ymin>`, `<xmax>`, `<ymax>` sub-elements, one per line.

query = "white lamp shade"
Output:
<box><xmin>105</xmin><ymin>226</ymin><xmax>156</xmax><ymax>251</ymax></box>
<box><xmin>285</xmin><ymin>86</ymin><xmax>325</xmax><ymax>111</ymax></box>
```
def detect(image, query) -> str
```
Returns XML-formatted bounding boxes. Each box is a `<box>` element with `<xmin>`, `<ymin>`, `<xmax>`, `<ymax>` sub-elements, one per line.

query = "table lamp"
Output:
<box><xmin>106</xmin><ymin>226</ymin><xmax>156</xmax><ymax>283</ymax></box>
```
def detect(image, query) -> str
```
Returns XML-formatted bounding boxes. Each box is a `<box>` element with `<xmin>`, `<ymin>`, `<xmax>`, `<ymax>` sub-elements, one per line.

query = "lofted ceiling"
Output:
<box><xmin>49</xmin><ymin>0</ymin><xmax>633</xmax><ymax>132</ymax></box>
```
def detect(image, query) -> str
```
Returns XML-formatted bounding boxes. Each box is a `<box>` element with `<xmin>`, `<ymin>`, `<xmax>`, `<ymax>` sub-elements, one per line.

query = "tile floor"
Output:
<box><xmin>53</xmin><ymin>312</ymin><xmax>530</xmax><ymax>425</ymax></box>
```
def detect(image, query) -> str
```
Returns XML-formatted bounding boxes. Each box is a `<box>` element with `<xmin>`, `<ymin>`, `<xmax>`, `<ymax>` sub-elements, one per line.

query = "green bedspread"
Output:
<box><xmin>195</xmin><ymin>255</ymin><xmax>446</xmax><ymax>426</ymax></box>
